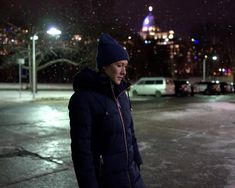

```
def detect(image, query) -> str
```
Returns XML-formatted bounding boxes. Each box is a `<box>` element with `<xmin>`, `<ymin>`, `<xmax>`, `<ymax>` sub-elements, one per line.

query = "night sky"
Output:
<box><xmin>0</xmin><ymin>0</ymin><xmax>234</xmax><ymax>37</ymax></box>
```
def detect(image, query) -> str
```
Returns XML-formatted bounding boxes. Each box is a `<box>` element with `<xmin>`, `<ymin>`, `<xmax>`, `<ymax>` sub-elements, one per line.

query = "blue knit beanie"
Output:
<box><xmin>96</xmin><ymin>33</ymin><xmax>129</xmax><ymax>70</ymax></box>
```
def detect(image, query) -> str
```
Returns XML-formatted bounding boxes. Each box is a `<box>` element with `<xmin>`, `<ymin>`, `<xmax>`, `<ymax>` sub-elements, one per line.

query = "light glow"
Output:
<box><xmin>46</xmin><ymin>27</ymin><xmax>62</xmax><ymax>36</ymax></box>
<box><xmin>168</xmin><ymin>34</ymin><xmax>174</xmax><ymax>39</ymax></box>
<box><xmin>30</xmin><ymin>35</ymin><xmax>38</xmax><ymax>40</ymax></box>
<box><xmin>212</xmin><ymin>56</ymin><xmax>218</xmax><ymax>61</ymax></box>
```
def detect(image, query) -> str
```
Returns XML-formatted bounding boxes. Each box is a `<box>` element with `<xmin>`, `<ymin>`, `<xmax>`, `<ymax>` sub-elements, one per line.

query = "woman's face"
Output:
<box><xmin>103</xmin><ymin>60</ymin><xmax>128</xmax><ymax>85</ymax></box>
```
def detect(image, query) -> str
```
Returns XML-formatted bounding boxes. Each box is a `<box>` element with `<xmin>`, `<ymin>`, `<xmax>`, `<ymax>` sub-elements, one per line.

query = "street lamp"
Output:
<box><xmin>202</xmin><ymin>55</ymin><xmax>218</xmax><ymax>81</ymax></box>
<box><xmin>17</xmin><ymin>58</ymin><xmax>25</xmax><ymax>98</ymax></box>
<box><xmin>46</xmin><ymin>27</ymin><xmax>62</xmax><ymax>36</ymax></box>
<box><xmin>30</xmin><ymin>27</ymin><xmax>62</xmax><ymax>99</ymax></box>
<box><xmin>212</xmin><ymin>56</ymin><xmax>218</xmax><ymax>61</ymax></box>
<box><xmin>31</xmin><ymin>35</ymin><xmax>38</xmax><ymax>100</ymax></box>
<box><xmin>202</xmin><ymin>55</ymin><xmax>208</xmax><ymax>81</ymax></box>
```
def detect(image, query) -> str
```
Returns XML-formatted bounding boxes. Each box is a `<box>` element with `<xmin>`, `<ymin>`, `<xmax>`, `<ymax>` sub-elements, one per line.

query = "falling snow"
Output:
<box><xmin>0</xmin><ymin>0</ymin><xmax>234</xmax><ymax>36</ymax></box>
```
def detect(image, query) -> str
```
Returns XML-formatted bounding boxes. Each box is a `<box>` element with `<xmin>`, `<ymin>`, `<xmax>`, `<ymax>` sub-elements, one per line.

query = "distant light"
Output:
<box><xmin>148</xmin><ymin>26</ymin><xmax>155</xmax><ymax>32</ymax></box>
<box><xmin>142</xmin><ymin>26</ymin><xmax>148</xmax><ymax>31</ymax></box>
<box><xmin>212</xmin><ymin>56</ymin><xmax>218</xmax><ymax>61</ymax></box>
<box><xmin>30</xmin><ymin>35</ymin><xmax>38</xmax><ymax>40</ymax></box>
<box><xmin>144</xmin><ymin>40</ymin><xmax>151</xmax><ymax>44</ymax></box>
<box><xmin>175</xmin><ymin>44</ymin><xmax>179</xmax><ymax>48</ymax></box>
<box><xmin>168</xmin><ymin>34</ymin><xmax>174</xmax><ymax>39</ymax></box>
<box><xmin>46</xmin><ymin>27</ymin><xmax>62</xmax><ymax>36</ymax></box>
<box><xmin>73</xmin><ymin>34</ymin><xmax>82</xmax><ymax>41</ymax></box>
<box><xmin>148</xmin><ymin>6</ymin><xmax>153</xmax><ymax>12</ymax></box>
<box><xmin>162</xmin><ymin>35</ymin><xmax>167</xmax><ymax>39</ymax></box>
<box><xmin>191</xmin><ymin>38</ymin><xmax>199</xmax><ymax>45</ymax></box>
<box><xmin>128</xmin><ymin>36</ymin><xmax>132</xmax><ymax>40</ymax></box>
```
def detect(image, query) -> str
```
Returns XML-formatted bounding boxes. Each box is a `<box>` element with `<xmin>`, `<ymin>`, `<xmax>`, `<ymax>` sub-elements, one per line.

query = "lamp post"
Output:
<box><xmin>17</xmin><ymin>58</ymin><xmax>25</xmax><ymax>98</ymax></box>
<box><xmin>202</xmin><ymin>55</ymin><xmax>218</xmax><ymax>81</ymax></box>
<box><xmin>202</xmin><ymin>55</ymin><xmax>207</xmax><ymax>81</ymax></box>
<box><xmin>31</xmin><ymin>35</ymin><xmax>38</xmax><ymax>99</ymax></box>
<box><xmin>30</xmin><ymin>27</ymin><xmax>62</xmax><ymax>99</ymax></box>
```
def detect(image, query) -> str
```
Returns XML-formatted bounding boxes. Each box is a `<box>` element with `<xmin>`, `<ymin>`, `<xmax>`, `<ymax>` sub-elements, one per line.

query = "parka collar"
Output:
<box><xmin>73</xmin><ymin>67</ymin><xmax>130</xmax><ymax>97</ymax></box>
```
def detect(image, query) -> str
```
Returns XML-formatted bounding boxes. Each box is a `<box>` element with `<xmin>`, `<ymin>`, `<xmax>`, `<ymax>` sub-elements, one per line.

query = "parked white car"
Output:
<box><xmin>130</xmin><ymin>77</ymin><xmax>175</xmax><ymax>97</ymax></box>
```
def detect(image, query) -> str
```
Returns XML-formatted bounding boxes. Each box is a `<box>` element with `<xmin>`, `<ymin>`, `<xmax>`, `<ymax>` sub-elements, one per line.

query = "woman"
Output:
<box><xmin>68</xmin><ymin>33</ymin><xmax>144</xmax><ymax>188</ymax></box>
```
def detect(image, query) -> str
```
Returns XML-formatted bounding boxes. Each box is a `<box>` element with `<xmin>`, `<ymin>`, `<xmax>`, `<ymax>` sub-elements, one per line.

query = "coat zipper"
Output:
<box><xmin>111</xmin><ymin>83</ymin><xmax>132</xmax><ymax>188</ymax></box>
<box><xmin>99</xmin><ymin>155</ymin><xmax>104</xmax><ymax>177</ymax></box>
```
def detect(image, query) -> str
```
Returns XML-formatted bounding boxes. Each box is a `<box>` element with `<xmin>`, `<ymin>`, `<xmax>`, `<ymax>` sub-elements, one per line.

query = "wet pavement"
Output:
<box><xmin>133</xmin><ymin>97</ymin><xmax>235</xmax><ymax>188</ymax></box>
<box><xmin>0</xmin><ymin>93</ymin><xmax>235</xmax><ymax>188</ymax></box>
<box><xmin>0</xmin><ymin>99</ymin><xmax>77</xmax><ymax>188</ymax></box>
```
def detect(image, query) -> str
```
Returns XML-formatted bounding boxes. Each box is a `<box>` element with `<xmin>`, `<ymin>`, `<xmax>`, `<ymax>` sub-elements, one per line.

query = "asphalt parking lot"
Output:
<box><xmin>0</xmin><ymin>91</ymin><xmax>235</xmax><ymax>188</ymax></box>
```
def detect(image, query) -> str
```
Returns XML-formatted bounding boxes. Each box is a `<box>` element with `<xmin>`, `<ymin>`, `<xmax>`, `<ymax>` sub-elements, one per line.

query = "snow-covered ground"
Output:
<box><xmin>0</xmin><ymin>83</ymin><xmax>73</xmax><ymax>103</ymax></box>
<box><xmin>0</xmin><ymin>90</ymin><xmax>73</xmax><ymax>103</ymax></box>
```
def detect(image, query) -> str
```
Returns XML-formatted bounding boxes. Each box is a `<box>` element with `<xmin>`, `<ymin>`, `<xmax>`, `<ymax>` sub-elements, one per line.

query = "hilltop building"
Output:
<box><xmin>136</xmin><ymin>6</ymin><xmax>181</xmax><ymax>77</ymax></box>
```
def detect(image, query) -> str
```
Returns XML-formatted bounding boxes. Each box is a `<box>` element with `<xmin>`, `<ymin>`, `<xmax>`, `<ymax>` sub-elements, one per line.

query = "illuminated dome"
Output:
<box><xmin>143</xmin><ymin>13</ymin><xmax>155</xmax><ymax>28</ymax></box>
<box><xmin>141</xmin><ymin>6</ymin><xmax>160</xmax><ymax>34</ymax></box>
<box><xmin>139</xmin><ymin>6</ymin><xmax>174</xmax><ymax>44</ymax></box>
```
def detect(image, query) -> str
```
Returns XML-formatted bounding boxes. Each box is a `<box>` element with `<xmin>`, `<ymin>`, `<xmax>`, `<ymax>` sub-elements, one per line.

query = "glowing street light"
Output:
<box><xmin>212</xmin><ymin>56</ymin><xmax>218</xmax><ymax>61</ymax></box>
<box><xmin>31</xmin><ymin>27</ymin><xmax>62</xmax><ymax>99</ymax></box>
<box><xmin>46</xmin><ymin>27</ymin><xmax>62</xmax><ymax>36</ymax></box>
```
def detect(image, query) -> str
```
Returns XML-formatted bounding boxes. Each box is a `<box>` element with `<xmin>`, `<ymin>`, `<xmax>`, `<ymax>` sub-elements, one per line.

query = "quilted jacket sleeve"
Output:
<box><xmin>68</xmin><ymin>92</ymin><xmax>99</xmax><ymax>188</ymax></box>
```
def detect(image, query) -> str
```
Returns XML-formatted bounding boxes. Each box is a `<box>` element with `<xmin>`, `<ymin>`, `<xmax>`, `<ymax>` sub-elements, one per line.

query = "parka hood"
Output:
<box><xmin>73</xmin><ymin>68</ymin><xmax>99</xmax><ymax>91</ymax></box>
<box><xmin>72</xmin><ymin>68</ymin><xmax>130</xmax><ymax>95</ymax></box>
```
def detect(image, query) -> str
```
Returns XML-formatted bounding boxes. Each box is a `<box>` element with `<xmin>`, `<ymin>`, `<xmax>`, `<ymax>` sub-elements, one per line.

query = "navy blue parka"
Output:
<box><xmin>68</xmin><ymin>68</ymin><xmax>144</xmax><ymax>188</ymax></box>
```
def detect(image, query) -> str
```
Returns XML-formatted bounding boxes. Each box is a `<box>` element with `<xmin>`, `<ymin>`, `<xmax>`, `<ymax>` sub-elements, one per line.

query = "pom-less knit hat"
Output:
<box><xmin>96</xmin><ymin>33</ymin><xmax>129</xmax><ymax>70</ymax></box>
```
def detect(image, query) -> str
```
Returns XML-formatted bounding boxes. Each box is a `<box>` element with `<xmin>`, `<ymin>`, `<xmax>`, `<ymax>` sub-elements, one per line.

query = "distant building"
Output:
<box><xmin>138</xmin><ymin>6</ymin><xmax>182</xmax><ymax>77</ymax></box>
<box><xmin>0</xmin><ymin>23</ymin><xmax>28</xmax><ymax>56</ymax></box>
<box><xmin>139</xmin><ymin>6</ymin><xmax>175</xmax><ymax>46</ymax></box>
